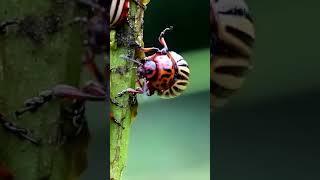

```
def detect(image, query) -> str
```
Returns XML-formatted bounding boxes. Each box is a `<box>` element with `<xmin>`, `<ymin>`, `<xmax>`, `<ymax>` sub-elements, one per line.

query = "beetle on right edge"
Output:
<box><xmin>211</xmin><ymin>0</ymin><xmax>256</xmax><ymax>107</ymax></box>
<box><xmin>116</xmin><ymin>26</ymin><xmax>190</xmax><ymax>100</ymax></box>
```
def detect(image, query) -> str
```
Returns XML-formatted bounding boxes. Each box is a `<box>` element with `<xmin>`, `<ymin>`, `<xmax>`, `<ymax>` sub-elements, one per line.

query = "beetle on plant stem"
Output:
<box><xmin>115</xmin><ymin>26</ymin><xmax>190</xmax><ymax>101</ymax></box>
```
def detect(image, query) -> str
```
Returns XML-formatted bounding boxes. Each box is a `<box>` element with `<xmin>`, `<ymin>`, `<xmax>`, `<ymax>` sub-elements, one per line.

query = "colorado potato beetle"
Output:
<box><xmin>117</xmin><ymin>26</ymin><xmax>190</xmax><ymax>100</ymax></box>
<box><xmin>211</xmin><ymin>0</ymin><xmax>255</xmax><ymax>107</ymax></box>
<box><xmin>110</xmin><ymin>0</ymin><xmax>145</xmax><ymax>28</ymax></box>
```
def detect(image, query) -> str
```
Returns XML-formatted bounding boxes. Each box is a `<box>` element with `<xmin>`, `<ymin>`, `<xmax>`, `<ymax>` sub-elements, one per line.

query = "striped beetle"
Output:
<box><xmin>116</xmin><ymin>26</ymin><xmax>190</xmax><ymax>100</ymax></box>
<box><xmin>211</xmin><ymin>0</ymin><xmax>256</xmax><ymax>107</ymax></box>
<box><xmin>110</xmin><ymin>0</ymin><xmax>145</xmax><ymax>28</ymax></box>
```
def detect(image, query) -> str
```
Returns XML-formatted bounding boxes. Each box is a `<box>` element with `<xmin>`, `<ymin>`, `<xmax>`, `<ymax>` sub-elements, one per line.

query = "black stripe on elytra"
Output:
<box><xmin>111</xmin><ymin>0</ymin><xmax>121</xmax><ymax>24</ymax></box>
<box><xmin>180</xmin><ymin>70</ymin><xmax>190</xmax><ymax>77</ymax></box>
<box><xmin>176</xmin><ymin>73</ymin><xmax>188</xmax><ymax>81</ymax></box>
<box><xmin>178</xmin><ymin>63</ymin><xmax>189</xmax><ymax>68</ymax></box>
<box><xmin>176</xmin><ymin>81</ymin><xmax>188</xmax><ymax>86</ymax></box>
<box><xmin>215</xmin><ymin>66</ymin><xmax>250</xmax><ymax>77</ymax></box>
<box><xmin>211</xmin><ymin>80</ymin><xmax>236</xmax><ymax>97</ymax></box>
<box><xmin>173</xmin><ymin>86</ymin><xmax>183</xmax><ymax>93</ymax></box>
<box><xmin>214</xmin><ymin>39</ymin><xmax>250</xmax><ymax>58</ymax></box>
<box><xmin>226</xmin><ymin>26</ymin><xmax>254</xmax><ymax>48</ymax></box>
<box><xmin>219</xmin><ymin>8</ymin><xmax>254</xmax><ymax>22</ymax></box>
<box><xmin>169</xmin><ymin>87</ymin><xmax>175</xmax><ymax>96</ymax></box>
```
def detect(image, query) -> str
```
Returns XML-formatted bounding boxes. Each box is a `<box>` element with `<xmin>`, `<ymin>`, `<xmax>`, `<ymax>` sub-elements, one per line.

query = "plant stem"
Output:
<box><xmin>109</xmin><ymin>1</ymin><xmax>145</xmax><ymax>179</ymax></box>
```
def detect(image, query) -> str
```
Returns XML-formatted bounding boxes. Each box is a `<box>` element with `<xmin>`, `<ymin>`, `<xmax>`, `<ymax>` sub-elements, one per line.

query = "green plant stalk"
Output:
<box><xmin>110</xmin><ymin>2</ymin><xmax>145</xmax><ymax>179</ymax></box>
<box><xmin>0</xmin><ymin>1</ymin><xmax>89</xmax><ymax>180</ymax></box>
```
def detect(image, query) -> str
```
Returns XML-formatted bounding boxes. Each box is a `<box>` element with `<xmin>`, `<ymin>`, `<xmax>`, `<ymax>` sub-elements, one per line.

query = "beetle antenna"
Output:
<box><xmin>120</xmin><ymin>55</ymin><xmax>143</xmax><ymax>65</ymax></box>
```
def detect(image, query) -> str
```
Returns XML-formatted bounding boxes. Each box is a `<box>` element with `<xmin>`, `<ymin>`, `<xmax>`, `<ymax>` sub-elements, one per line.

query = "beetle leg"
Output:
<box><xmin>83</xmin><ymin>80</ymin><xmax>106</xmax><ymax>96</ymax></box>
<box><xmin>116</xmin><ymin>87</ymin><xmax>144</xmax><ymax>98</ymax></box>
<box><xmin>0</xmin><ymin>113</ymin><xmax>40</xmax><ymax>145</ymax></box>
<box><xmin>140</xmin><ymin>47</ymin><xmax>161</xmax><ymax>53</ymax></box>
<box><xmin>13</xmin><ymin>83</ymin><xmax>105</xmax><ymax>136</ymax></box>
<box><xmin>111</xmin><ymin>86</ymin><xmax>143</xmax><ymax>108</ymax></box>
<box><xmin>14</xmin><ymin>89</ymin><xmax>54</xmax><ymax>117</ymax></box>
<box><xmin>110</xmin><ymin>98</ymin><xmax>126</xmax><ymax>108</ymax></box>
<box><xmin>9</xmin><ymin>81</ymin><xmax>108</xmax><ymax>138</ymax></box>
<box><xmin>81</xmin><ymin>81</ymin><xmax>124</xmax><ymax>124</ymax></box>
<box><xmin>129</xmin><ymin>42</ymin><xmax>160</xmax><ymax>52</ymax></box>
<box><xmin>83</xmin><ymin>48</ymin><xmax>105</xmax><ymax>84</ymax></box>
<box><xmin>82</xmin><ymin>52</ymin><xmax>118</xmax><ymax>110</ymax></box>
<box><xmin>110</xmin><ymin>112</ymin><xmax>125</xmax><ymax>129</ymax></box>
<box><xmin>112</xmin><ymin>78</ymin><xmax>150</xmax><ymax>108</ymax></box>
<box><xmin>15</xmin><ymin>84</ymin><xmax>105</xmax><ymax>118</ymax></box>
<box><xmin>61</xmin><ymin>99</ymin><xmax>86</xmax><ymax>136</ymax></box>
<box><xmin>120</xmin><ymin>55</ymin><xmax>143</xmax><ymax>65</ymax></box>
<box><xmin>82</xmin><ymin>55</ymin><xmax>120</xmax><ymax>126</ymax></box>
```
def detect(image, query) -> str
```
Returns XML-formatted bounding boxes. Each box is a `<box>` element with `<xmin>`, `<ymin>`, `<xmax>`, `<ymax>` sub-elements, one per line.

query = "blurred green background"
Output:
<box><xmin>213</xmin><ymin>1</ymin><xmax>320</xmax><ymax>180</ymax></box>
<box><xmin>81</xmin><ymin>0</ymin><xmax>210</xmax><ymax>180</ymax></box>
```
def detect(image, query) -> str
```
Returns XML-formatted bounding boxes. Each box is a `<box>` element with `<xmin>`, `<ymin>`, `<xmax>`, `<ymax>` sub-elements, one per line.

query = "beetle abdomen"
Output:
<box><xmin>159</xmin><ymin>51</ymin><xmax>190</xmax><ymax>99</ymax></box>
<box><xmin>212</xmin><ymin>0</ymin><xmax>255</xmax><ymax>106</ymax></box>
<box><xmin>110</xmin><ymin>0</ymin><xmax>130</xmax><ymax>28</ymax></box>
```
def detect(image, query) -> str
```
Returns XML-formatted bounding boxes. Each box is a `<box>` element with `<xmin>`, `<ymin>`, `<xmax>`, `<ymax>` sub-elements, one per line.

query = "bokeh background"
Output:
<box><xmin>213</xmin><ymin>1</ymin><xmax>320</xmax><ymax>180</ymax></box>
<box><xmin>82</xmin><ymin>0</ymin><xmax>210</xmax><ymax>180</ymax></box>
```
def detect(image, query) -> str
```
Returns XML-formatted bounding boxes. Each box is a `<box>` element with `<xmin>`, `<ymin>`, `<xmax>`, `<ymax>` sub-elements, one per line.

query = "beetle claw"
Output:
<box><xmin>110</xmin><ymin>113</ymin><xmax>125</xmax><ymax>129</ymax></box>
<box><xmin>110</xmin><ymin>98</ymin><xmax>126</xmax><ymax>108</ymax></box>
